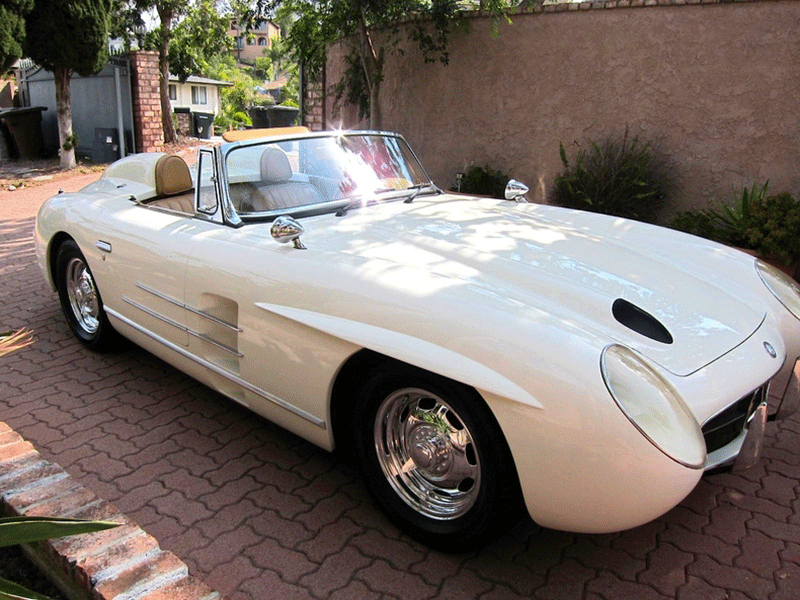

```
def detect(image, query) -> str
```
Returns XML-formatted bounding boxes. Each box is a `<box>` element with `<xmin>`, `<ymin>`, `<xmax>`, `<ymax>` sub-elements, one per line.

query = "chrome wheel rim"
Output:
<box><xmin>65</xmin><ymin>257</ymin><xmax>100</xmax><ymax>334</ymax></box>
<box><xmin>374</xmin><ymin>388</ymin><xmax>481</xmax><ymax>520</ymax></box>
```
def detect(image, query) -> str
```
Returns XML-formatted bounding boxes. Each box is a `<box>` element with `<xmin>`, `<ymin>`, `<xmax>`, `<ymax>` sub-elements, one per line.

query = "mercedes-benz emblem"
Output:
<box><xmin>764</xmin><ymin>342</ymin><xmax>777</xmax><ymax>358</ymax></box>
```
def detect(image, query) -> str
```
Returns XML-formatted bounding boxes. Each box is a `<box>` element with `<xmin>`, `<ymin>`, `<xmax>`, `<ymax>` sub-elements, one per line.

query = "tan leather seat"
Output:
<box><xmin>148</xmin><ymin>154</ymin><xmax>194</xmax><ymax>213</ymax></box>
<box><xmin>245</xmin><ymin>147</ymin><xmax>322</xmax><ymax>212</ymax></box>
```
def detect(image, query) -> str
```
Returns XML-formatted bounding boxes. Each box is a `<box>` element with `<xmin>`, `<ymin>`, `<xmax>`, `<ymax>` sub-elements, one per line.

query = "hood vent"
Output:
<box><xmin>612</xmin><ymin>299</ymin><xmax>673</xmax><ymax>344</ymax></box>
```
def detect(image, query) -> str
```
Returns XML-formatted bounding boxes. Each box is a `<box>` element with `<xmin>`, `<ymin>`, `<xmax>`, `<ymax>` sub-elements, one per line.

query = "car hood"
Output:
<box><xmin>301</xmin><ymin>194</ymin><xmax>764</xmax><ymax>377</ymax></box>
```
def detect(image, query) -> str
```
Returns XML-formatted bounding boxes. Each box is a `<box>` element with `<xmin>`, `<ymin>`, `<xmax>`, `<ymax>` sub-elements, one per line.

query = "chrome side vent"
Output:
<box><xmin>612</xmin><ymin>299</ymin><xmax>673</xmax><ymax>344</ymax></box>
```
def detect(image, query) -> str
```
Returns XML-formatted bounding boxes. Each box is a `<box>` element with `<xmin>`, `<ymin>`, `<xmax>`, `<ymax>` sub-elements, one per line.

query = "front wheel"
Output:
<box><xmin>353</xmin><ymin>366</ymin><xmax>522</xmax><ymax>549</ymax></box>
<box><xmin>55</xmin><ymin>240</ymin><xmax>115</xmax><ymax>350</ymax></box>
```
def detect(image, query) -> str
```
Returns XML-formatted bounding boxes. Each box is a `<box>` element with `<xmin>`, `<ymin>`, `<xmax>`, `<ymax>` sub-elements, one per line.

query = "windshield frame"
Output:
<box><xmin>217</xmin><ymin>130</ymin><xmax>436</xmax><ymax>224</ymax></box>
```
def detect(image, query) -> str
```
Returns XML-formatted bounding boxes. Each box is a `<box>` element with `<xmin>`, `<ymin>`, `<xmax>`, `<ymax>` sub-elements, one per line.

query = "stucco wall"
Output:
<box><xmin>325</xmin><ymin>1</ymin><xmax>800</xmax><ymax>216</ymax></box>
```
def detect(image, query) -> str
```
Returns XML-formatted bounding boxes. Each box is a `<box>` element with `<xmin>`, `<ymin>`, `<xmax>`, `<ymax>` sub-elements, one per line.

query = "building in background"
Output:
<box><xmin>229</xmin><ymin>19</ymin><xmax>280</xmax><ymax>62</ymax></box>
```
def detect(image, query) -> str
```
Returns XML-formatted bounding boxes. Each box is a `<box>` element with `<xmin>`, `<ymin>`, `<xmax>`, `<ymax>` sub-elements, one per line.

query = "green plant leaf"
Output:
<box><xmin>0</xmin><ymin>517</ymin><xmax>119</xmax><ymax>548</ymax></box>
<box><xmin>550</xmin><ymin>131</ymin><xmax>671</xmax><ymax>223</ymax></box>
<box><xmin>0</xmin><ymin>575</ymin><xmax>51</xmax><ymax>600</ymax></box>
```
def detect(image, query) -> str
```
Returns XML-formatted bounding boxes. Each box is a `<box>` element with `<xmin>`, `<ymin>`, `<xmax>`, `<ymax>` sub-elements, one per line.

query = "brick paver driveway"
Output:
<box><xmin>1</xmin><ymin>177</ymin><xmax>799</xmax><ymax>600</ymax></box>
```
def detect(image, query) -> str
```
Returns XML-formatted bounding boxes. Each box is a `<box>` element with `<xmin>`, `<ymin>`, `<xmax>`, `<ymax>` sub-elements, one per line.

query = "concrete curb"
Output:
<box><xmin>0</xmin><ymin>421</ymin><xmax>225</xmax><ymax>600</ymax></box>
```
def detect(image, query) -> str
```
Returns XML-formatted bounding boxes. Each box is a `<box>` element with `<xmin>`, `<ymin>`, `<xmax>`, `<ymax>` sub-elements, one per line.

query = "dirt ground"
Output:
<box><xmin>0</xmin><ymin>136</ymin><xmax>217</xmax><ymax>192</ymax></box>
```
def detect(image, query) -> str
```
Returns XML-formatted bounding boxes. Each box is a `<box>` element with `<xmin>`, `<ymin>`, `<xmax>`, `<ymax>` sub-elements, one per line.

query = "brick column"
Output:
<box><xmin>302</xmin><ymin>64</ymin><xmax>326</xmax><ymax>132</ymax></box>
<box><xmin>129</xmin><ymin>51</ymin><xmax>164</xmax><ymax>153</ymax></box>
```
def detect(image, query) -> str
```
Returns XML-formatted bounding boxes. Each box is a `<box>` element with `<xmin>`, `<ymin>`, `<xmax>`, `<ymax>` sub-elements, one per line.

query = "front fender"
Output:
<box><xmin>255</xmin><ymin>302</ymin><xmax>544</xmax><ymax>411</ymax></box>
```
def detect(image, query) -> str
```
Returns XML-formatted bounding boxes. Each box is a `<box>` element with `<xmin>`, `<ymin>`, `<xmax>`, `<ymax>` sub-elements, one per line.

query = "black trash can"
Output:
<box><xmin>248</xmin><ymin>106</ymin><xmax>269</xmax><ymax>129</ymax></box>
<box><xmin>191</xmin><ymin>112</ymin><xmax>214</xmax><ymax>139</ymax></box>
<box><xmin>266</xmin><ymin>105</ymin><xmax>299</xmax><ymax>128</ymax></box>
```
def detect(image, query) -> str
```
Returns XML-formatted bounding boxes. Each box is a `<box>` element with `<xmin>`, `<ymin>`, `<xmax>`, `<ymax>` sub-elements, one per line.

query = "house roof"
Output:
<box><xmin>169</xmin><ymin>75</ymin><xmax>233</xmax><ymax>87</ymax></box>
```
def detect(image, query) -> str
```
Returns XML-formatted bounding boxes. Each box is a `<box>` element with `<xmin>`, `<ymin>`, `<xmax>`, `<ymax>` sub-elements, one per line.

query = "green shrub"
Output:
<box><xmin>551</xmin><ymin>132</ymin><xmax>672</xmax><ymax>223</ymax></box>
<box><xmin>742</xmin><ymin>192</ymin><xmax>800</xmax><ymax>267</ymax></box>
<box><xmin>669</xmin><ymin>182</ymin><xmax>800</xmax><ymax>270</ymax></box>
<box><xmin>453</xmin><ymin>165</ymin><xmax>510</xmax><ymax>199</ymax></box>
<box><xmin>669</xmin><ymin>181</ymin><xmax>768</xmax><ymax>247</ymax></box>
<box><xmin>669</xmin><ymin>210</ymin><xmax>717</xmax><ymax>241</ymax></box>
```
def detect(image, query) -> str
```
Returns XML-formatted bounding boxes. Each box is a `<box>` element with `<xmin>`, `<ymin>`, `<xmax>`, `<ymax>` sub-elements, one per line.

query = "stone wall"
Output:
<box><xmin>129</xmin><ymin>51</ymin><xmax>164</xmax><ymax>154</ymax></box>
<box><xmin>325</xmin><ymin>0</ymin><xmax>800</xmax><ymax>215</ymax></box>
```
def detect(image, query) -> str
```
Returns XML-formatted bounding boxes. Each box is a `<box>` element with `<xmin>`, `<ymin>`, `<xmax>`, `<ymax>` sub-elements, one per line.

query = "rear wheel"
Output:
<box><xmin>55</xmin><ymin>240</ymin><xmax>115</xmax><ymax>350</ymax></box>
<box><xmin>353</xmin><ymin>365</ymin><xmax>521</xmax><ymax>549</ymax></box>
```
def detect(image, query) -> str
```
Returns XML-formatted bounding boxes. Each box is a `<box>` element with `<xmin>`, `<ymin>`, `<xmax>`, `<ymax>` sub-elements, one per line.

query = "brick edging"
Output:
<box><xmin>0</xmin><ymin>421</ymin><xmax>224</xmax><ymax>600</ymax></box>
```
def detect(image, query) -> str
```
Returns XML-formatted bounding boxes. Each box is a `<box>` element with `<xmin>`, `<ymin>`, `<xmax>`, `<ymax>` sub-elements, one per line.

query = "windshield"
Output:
<box><xmin>224</xmin><ymin>133</ymin><xmax>432</xmax><ymax>218</ymax></box>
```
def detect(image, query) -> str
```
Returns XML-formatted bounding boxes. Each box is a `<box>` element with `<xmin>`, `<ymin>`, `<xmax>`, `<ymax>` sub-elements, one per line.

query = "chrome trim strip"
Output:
<box><xmin>122</xmin><ymin>297</ymin><xmax>243</xmax><ymax>358</ymax></box>
<box><xmin>135</xmin><ymin>283</ymin><xmax>242</xmax><ymax>332</ymax></box>
<box><xmin>123</xmin><ymin>296</ymin><xmax>185</xmax><ymax>331</ymax></box>
<box><xmin>184</xmin><ymin>305</ymin><xmax>242</xmax><ymax>333</ymax></box>
<box><xmin>106</xmin><ymin>307</ymin><xmax>326</xmax><ymax>429</ymax></box>
<box><xmin>191</xmin><ymin>332</ymin><xmax>242</xmax><ymax>357</ymax></box>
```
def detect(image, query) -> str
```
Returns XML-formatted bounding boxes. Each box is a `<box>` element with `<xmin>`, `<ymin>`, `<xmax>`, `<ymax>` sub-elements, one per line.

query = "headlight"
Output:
<box><xmin>756</xmin><ymin>260</ymin><xmax>800</xmax><ymax>320</ymax></box>
<box><xmin>601</xmin><ymin>345</ymin><xmax>706</xmax><ymax>469</ymax></box>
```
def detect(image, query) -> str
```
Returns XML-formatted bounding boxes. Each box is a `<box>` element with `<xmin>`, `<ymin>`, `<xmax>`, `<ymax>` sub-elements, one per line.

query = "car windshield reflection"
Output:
<box><xmin>225</xmin><ymin>133</ymin><xmax>432</xmax><ymax>220</ymax></box>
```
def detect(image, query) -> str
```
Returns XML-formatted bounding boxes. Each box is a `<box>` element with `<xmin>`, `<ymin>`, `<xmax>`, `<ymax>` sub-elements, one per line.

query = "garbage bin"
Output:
<box><xmin>266</xmin><ymin>105</ymin><xmax>299</xmax><ymax>128</ymax></box>
<box><xmin>191</xmin><ymin>112</ymin><xmax>214</xmax><ymax>139</ymax></box>
<box><xmin>248</xmin><ymin>106</ymin><xmax>269</xmax><ymax>129</ymax></box>
<box><xmin>0</xmin><ymin>106</ymin><xmax>47</xmax><ymax>159</ymax></box>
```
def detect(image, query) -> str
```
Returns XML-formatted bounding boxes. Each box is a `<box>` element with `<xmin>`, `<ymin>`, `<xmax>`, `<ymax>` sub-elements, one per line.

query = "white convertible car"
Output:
<box><xmin>35</xmin><ymin>128</ymin><xmax>800</xmax><ymax>548</ymax></box>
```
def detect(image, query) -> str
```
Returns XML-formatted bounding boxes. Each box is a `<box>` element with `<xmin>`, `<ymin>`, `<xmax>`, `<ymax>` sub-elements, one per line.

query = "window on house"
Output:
<box><xmin>235</xmin><ymin>36</ymin><xmax>244</xmax><ymax>49</ymax></box>
<box><xmin>258</xmin><ymin>37</ymin><xmax>267</xmax><ymax>46</ymax></box>
<box><xmin>247</xmin><ymin>37</ymin><xmax>254</xmax><ymax>45</ymax></box>
<box><xmin>191</xmin><ymin>86</ymin><xmax>207</xmax><ymax>105</ymax></box>
<box><xmin>168</xmin><ymin>84</ymin><xmax>176</xmax><ymax>101</ymax></box>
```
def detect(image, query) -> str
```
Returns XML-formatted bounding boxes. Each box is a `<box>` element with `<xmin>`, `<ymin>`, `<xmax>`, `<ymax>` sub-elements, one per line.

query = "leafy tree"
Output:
<box><xmin>283</xmin><ymin>0</ymin><xmax>503</xmax><ymax>129</ymax></box>
<box><xmin>169</xmin><ymin>0</ymin><xmax>234</xmax><ymax>82</ymax></box>
<box><xmin>205</xmin><ymin>53</ymin><xmax>256</xmax><ymax>129</ymax></box>
<box><xmin>0</xmin><ymin>0</ymin><xmax>33</xmax><ymax>74</ymax></box>
<box><xmin>135</xmin><ymin>0</ymin><xmax>187</xmax><ymax>144</ymax></box>
<box><xmin>113</xmin><ymin>0</ymin><xmax>236</xmax><ymax>143</ymax></box>
<box><xmin>108</xmin><ymin>0</ymin><xmax>147</xmax><ymax>51</ymax></box>
<box><xmin>24</xmin><ymin>0</ymin><xmax>112</xmax><ymax>169</ymax></box>
<box><xmin>277</xmin><ymin>0</ymin><xmax>520</xmax><ymax>128</ymax></box>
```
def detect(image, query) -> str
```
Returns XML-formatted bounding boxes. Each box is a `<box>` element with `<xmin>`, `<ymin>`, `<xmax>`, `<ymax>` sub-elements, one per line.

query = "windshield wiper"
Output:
<box><xmin>403</xmin><ymin>183</ymin><xmax>440</xmax><ymax>204</ymax></box>
<box><xmin>335</xmin><ymin>183</ymin><xmax>439</xmax><ymax>216</ymax></box>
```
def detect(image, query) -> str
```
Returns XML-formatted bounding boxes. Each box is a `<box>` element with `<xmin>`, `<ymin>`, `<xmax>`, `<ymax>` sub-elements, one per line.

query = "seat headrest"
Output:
<box><xmin>260</xmin><ymin>147</ymin><xmax>292</xmax><ymax>183</ymax></box>
<box><xmin>155</xmin><ymin>154</ymin><xmax>193</xmax><ymax>197</ymax></box>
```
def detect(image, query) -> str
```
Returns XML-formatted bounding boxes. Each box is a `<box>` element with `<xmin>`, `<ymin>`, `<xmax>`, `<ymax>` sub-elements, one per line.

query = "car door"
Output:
<box><xmin>92</xmin><ymin>201</ymin><xmax>198</xmax><ymax>348</ymax></box>
<box><xmin>181</xmin><ymin>147</ymin><xmax>334</xmax><ymax>445</ymax></box>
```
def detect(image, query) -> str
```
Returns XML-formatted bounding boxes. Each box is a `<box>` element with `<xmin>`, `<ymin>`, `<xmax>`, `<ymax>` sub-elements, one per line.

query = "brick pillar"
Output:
<box><xmin>175</xmin><ymin>111</ymin><xmax>190</xmax><ymax>136</ymax></box>
<box><xmin>129</xmin><ymin>51</ymin><xmax>164</xmax><ymax>153</ymax></box>
<box><xmin>302</xmin><ymin>64</ymin><xmax>325</xmax><ymax>132</ymax></box>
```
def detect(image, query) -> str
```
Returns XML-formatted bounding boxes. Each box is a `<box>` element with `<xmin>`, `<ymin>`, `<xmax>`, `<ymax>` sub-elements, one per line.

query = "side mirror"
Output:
<box><xmin>505</xmin><ymin>179</ymin><xmax>529</xmax><ymax>203</ymax></box>
<box><xmin>271</xmin><ymin>215</ymin><xmax>307</xmax><ymax>249</ymax></box>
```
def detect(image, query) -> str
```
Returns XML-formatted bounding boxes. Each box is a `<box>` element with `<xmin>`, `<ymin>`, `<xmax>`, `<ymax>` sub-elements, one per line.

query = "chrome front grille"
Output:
<box><xmin>702</xmin><ymin>386</ymin><xmax>765</xmax><ymax>454</ymax></box>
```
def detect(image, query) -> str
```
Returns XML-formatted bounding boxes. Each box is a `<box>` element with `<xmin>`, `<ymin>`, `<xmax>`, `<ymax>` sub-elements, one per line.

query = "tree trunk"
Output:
<box><xmin>54</xmin><ymin>67</ymin><xmax>76</xmax><ymax>170</ymax></box>
<box><xmin>157</xmin><ymin>6</ymin><xmax>176</xmax><ymax>144</ymax></box>
<box><xmin>369</xmin><ymin>83</ymin><xmax>381</xmax><ymax>131</ymax></box>
<box><xmin>357</xmin><ymin>12</ymin><xmax>383</xmax><ymax>130</ymax></box>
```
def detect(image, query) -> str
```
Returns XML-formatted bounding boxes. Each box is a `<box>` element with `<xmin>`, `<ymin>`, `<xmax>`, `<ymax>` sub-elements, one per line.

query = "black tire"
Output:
<box><xmin>55</xmin><ymin>240</ymin><xmax>115</xmax><ymax>350</ymax></box>
<box><xmin>352</xmin><ymin>364</ymin><xmax>522</xmax><ymax>550</ymax></box>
